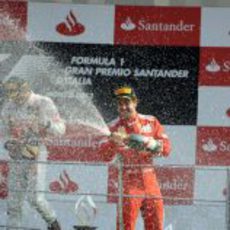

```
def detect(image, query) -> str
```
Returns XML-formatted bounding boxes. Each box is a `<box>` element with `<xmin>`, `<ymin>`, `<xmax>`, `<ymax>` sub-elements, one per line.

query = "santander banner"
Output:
<box><xmin>107</xmin><ymin>166</ymin><xmax>194</xmax><ymax>205</ymax></box>
<box><xmin>27</xmin><ymin>2</ymin><xmax>114</xmax><ymax>44</ymax></box>
<box><xmin>156</xmin><ymin>167</ymin><xmax>194</xmax><ymax>205</ymax></box>
<box><xmin>199</xmin><ymin>47</ymin><xmax>230</xmax><ymax>86</ymax></box>
<box><xmin>114</xmin><ymin>6</ymin><xmax>200</xmax><ymax>46</ymax></box>
<box><xmin>196</xmin><ymin>127</ymin><xmax>230</xmax><ymax>166</ymax></box>
<box><xmin>46</xmin><ymin>164</ymin><xmax>108</xmax><ymax>202</ymax></box>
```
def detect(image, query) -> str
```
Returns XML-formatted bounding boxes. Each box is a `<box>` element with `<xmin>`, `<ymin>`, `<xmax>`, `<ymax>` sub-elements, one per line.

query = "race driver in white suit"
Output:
<box><xmin>1</xmin><ymin>76</ymin><xmax>66</xmax><ymax>230</ymax></box>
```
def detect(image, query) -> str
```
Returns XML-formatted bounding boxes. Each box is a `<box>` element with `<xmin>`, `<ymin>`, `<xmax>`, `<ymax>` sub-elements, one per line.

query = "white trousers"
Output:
<box><xmin>6</xmin><ymin>155</ymin><xmax>56</xmax><ymax>229</ymax></box>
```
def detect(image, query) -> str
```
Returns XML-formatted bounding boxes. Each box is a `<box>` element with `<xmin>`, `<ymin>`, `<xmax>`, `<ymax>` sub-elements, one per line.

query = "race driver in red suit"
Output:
<box><xmin>99</xmin><ymin>86</ymin><xmax>171</xmax><ymax>230</ymax></box>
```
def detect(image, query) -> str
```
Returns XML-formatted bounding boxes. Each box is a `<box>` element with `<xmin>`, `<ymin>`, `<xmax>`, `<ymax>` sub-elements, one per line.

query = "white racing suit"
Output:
<box><xmin>1</xmin><ymin>92</ymin><xmax>66</xmax><ymax>229</ymax></box>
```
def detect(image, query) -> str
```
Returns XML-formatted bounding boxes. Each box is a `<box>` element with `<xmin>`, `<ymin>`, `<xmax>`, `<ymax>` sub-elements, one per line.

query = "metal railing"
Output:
<box><xmin>0</xmin><ymin>158</ymin><xmax>229</xmax><ymax>230</ymax></box>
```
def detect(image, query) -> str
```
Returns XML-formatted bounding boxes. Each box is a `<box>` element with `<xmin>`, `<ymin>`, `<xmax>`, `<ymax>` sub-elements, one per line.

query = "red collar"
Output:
<box><xmin>120</xmin><ymin>113</ymin><xmax>139</xmax><ymax>127</ymax></box>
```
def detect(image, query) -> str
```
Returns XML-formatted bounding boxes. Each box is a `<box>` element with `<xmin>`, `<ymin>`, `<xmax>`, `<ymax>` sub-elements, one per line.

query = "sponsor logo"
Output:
<box><xmin>56</xmin><ymin>10</ymin><xmax>85</xmax><ymax>36</ymax></box>
<box><xmin>107</xmin><ymin>166</ymin><xmax>194</xmax><ymax>205</ymax></box>
<box><xmin>115</xmin><ymin>7</ymin><xmax>200</xmax><ymax>46</ymax></box>
<box><xmin>205</xmin><ymin>58</ymin><xmax>230</xmax><ymax>73</ymax></box>
<box><xmin>202</xmin><ymin>138</ymin><xmax>218</xmax><ymax>153</ymax></box>
<box><xmin>196</xmin><ymin>127</ymin><xmax>230</xmax><ymax>165</ymax></box>
<box><xmin>120</xmin><ymin>18</ymin><xmax>195</xmax><ymax>32</ymax></box>
<box><xmin>199</xmin><ymin>48</ymin><xmax>230</xmax><ymax>86</ymax></box>
<box><xmin>205</xmin><ymin>58</ymin><xmax>221</xmax><ymax>73</ymax></box>
<box><xmin>49</xmin><ymin>170</ymin><xmax>79</xmax><ymax>194</ymax></box>
<box><xmin>201</xmin><ymin>139</ymin><xmax>230</xmax><ymax>154</ymax></box>
<box><xmin>120</xmin><ymin>17</ymin><xmax>136</xmax><ymax>31</ymax></box>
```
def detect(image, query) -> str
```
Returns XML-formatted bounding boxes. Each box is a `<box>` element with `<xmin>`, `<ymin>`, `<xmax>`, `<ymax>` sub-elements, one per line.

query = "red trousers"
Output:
<box><xmin>116</xmin><ymin>170</ymin><xmax>164</xmax><ymax>230</ymax></box>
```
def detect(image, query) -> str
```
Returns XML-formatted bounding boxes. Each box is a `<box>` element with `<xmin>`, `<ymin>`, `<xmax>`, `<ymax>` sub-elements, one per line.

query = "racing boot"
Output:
<box><xmin>48</xmin><ymin>219</ymin><xmax>61</xmax><ymax>230</ymax></box>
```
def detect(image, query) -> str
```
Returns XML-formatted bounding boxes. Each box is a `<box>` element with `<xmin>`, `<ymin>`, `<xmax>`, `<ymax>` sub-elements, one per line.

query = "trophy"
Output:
<box><xmin>74</xmin><ymin>195</ymin><xmax>97</xmax><ymax>230</ymax></box>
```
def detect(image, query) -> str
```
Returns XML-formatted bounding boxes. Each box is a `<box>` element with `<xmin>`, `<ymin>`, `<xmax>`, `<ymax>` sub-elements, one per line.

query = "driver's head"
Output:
<box><xmin>114</xmin><ymin>86</ymin><xmax>138</xmax><ymax>119</ymax></box>
<box><xmin>4</xmin><ymin>76</ymin><xmax>31</xmax><ymax>104</ymax></box>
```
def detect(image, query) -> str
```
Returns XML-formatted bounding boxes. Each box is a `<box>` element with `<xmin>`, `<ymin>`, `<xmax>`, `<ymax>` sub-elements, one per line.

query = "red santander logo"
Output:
<box><xmin>115</xmin><ymin>6</ymin><xmax>200</xmax><ymax>46</ymax></box>
<box><xmin>196</xmin><ymin>127</ymin><xmax>230</xmax><ymax>166</ymax></box>
<box><xmin>49</xmin><ymin>170</ymin><xmax>79</xmax><ymax>194</ymax></box>
<box><xmin>120</xmin><ymin>16</ymin><xmax>195</xmax><ymax>33</ymax></box>
<box><xmin>56</xmin><ymin>10</ymin><xmax>85</xmax><ymax>36</ymax></box>
<box><xmin>199</xmin><ymin>47</ymin><xmax>230</xmax><ymax>86</ymax></box>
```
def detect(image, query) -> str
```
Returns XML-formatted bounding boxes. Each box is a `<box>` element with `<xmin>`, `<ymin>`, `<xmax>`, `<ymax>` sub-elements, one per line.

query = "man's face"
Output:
<box><xmin>4</xmin><ymin>82</ymin><xmax>30</xmax><ymax>104</ymax></box>
<box><xmin>117</xmin><ymin>97</ymin><xmax>137</xmax><ymax>119</ymax></box>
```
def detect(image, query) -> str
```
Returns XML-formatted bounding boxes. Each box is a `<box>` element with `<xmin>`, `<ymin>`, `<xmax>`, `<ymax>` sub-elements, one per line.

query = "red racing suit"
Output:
<box><xmin>99</xmin><ymin>113</ymin><xmax>171</xmax><ymax>230</ymax></box>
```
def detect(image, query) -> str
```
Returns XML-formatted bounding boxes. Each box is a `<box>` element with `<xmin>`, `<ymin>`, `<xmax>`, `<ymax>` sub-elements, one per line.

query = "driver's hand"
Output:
<box><xmin>110</xmin><ymin>132</ymin><xmax>129</xmax><ymax>146</ymax></box>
